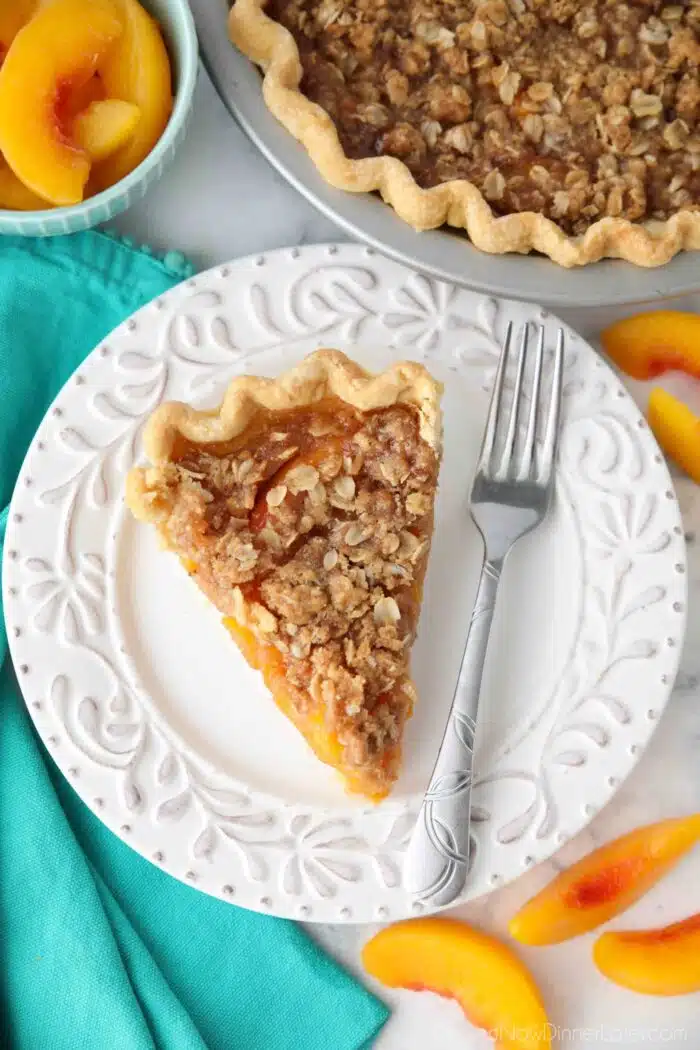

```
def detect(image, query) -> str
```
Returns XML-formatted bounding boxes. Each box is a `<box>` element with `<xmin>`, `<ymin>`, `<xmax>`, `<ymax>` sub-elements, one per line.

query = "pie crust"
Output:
<box><xmin>126</xmin><ymin>350</ymin><xmax>443</xmax><ymax>799</ymax></box>
<box><xmin>128</xmin><ymin>348</ymin><xmax>441</xmax><ymax>463</ymax></box>
<box><xmin>229</xmin><ymin>0</ymin><xmax>700</xmax><ymax>268</ymax></box>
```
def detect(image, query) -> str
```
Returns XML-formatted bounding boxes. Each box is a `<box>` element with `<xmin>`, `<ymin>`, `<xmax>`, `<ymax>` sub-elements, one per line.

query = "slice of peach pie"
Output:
<box><xmin>126</xmin><ymin>350</ymin><xmax>442</xmax><ymax>799</ymax></box>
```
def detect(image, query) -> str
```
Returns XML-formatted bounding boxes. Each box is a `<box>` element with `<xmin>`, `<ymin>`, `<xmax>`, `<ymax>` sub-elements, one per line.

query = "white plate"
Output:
<box><xmin>3</xmin><ymin>245</ymin><xmax>686</xmax><ymax>923</ymax></box>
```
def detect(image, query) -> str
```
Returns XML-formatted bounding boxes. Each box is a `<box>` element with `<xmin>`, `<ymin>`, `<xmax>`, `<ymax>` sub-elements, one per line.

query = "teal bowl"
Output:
<box><xmin>0</xmin><ymin>0</ymin><xmax>198</xmax><ymax>237</ymax></box>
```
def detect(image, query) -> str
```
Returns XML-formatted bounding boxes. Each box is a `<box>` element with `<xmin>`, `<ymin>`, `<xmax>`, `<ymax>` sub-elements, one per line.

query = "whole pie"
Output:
<box><xmin>126</xmin><ymin>350</ymin><xmax>442</xmax><ymax>800</ymax></box>
<box><xmin>229</xmin><ymin>0</ymin><xmax>700</xmax><ymax>267</ymax></box>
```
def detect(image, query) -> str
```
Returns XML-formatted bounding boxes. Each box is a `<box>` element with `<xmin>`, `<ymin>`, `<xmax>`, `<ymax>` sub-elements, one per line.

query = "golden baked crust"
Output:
<box><xmin>126</xmin><ymin>350</ymin><xmax>443</xmax><ymax>799</ymax></box>
<box><xmin>229</xmin><ymin>0</ymin><xmax>700</xmax><ymax>268</ymax></box>
<box><xmin>129</xmin><ymin>348</ymin><xmax>441</xmax><ymax>473</ymax></box>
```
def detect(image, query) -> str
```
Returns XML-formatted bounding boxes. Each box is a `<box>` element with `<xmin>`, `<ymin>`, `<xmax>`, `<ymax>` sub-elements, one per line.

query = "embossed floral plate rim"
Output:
<box><xmin>3</xmin><ymin>244</ymin><xmax>687</xmax><ymax>923</ymax></box>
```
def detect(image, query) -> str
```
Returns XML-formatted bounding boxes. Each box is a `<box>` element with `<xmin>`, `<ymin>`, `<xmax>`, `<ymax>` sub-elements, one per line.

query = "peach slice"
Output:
<box><xmin>223</xmin><ymin>617</ymin><xmax>345</xmax><ymax>769</ymax></box>
<box><xmin>0</xmin><ymin>96</ymin><xmax>131</xmax><ymax>214</ymax></box>
<box><xmin>647</xmin><ymin>388</ymin><xmax>700</xmax><ymax>484</ymax></box>
<box><xmin>73</xmin><ymin>99</ymin><xmax>141</xmax><ymax>163</ymax></box>
<box><xmin>0</xmin><ymin>157</ymin><xmax>51</xmax><ymax>211</ymax></box>
<box><xmin>601</xmin><ymin>311</ymin><xmax>700</xmax><ymax>380</ymax></box>
<box><xmin>223</xmin><ymin>613</ymin><xmax>389</xmax><ymax>799</ymax></box>
<box><xmin>0</xmin><ymin>0</ymin><xmax>39</xmax><ymax>58</ymax></box>
<box><xmin>91</xmin><ymin>0</ymin><xmax>172</xmax><ymax>191</ymax></box>
<box><xmin>363</xmin><ymin>918</ymin><xmax>551</xmax><ymax>1050</ymax></box>
<box><xmin>594</xmin><ymin>913</ymin><xmax>700</xmax><ymax>996</ymax></box>
<box><xmin>0</xmin><ymin>0</ymin><xmax>122</xmax><ymax>205</ymax></box>
<box><xmin>509</xmin><ymin>815</ymin><xmax>700</xmax><ymax>946</ymax></box>
<box><xmin>60</xmin><ymin>75</ymin><xmax>106</xmax><ymax>123</ymax></box>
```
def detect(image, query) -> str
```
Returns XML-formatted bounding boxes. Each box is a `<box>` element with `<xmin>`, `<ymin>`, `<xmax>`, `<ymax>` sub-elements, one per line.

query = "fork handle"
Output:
<box><xmin>404</xmin><ymin>556</ymin><xmax>502</xmax><ymax>907</ymax></box>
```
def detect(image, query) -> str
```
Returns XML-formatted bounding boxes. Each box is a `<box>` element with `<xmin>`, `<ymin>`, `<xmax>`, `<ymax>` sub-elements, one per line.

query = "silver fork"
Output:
<box><xmin>404</xmin><ymin>322</ymin><xmax>565</xmax><ymax>908</ymax></box>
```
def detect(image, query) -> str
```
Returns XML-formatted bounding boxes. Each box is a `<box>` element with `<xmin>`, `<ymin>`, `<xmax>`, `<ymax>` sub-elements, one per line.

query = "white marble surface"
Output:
<box><xmin>114</xmin><ymin>68</ymin><xmax>700</xmax><ymax>1050</ymax></box>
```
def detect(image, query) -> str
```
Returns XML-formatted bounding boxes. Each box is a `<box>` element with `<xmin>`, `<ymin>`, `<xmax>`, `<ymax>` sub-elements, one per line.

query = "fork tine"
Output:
<box><xmin>477</xmin><ymin>321</ymin><xmax>512</xmax><ymax>473</ymax></box>
<box><xmin>518</xmin><ymin>324</ymin><xmax>544</xmax><ymax>479</ymax></box>
<box><xmin>539</xmin><ymin>328</ymin><xmax>564</xmax><ymax>483</ymax></box>
<box><xmin>500</xmin><ymin>324</ymin><xmax>529</xmax><ymax>476</ymax></box>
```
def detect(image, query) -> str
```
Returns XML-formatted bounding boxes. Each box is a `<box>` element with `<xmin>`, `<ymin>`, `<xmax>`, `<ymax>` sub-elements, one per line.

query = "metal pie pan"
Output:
<box><xmin>192</xmin><ymin>0</ymin><xmax>700</xmax><ymax>307</ymax></box>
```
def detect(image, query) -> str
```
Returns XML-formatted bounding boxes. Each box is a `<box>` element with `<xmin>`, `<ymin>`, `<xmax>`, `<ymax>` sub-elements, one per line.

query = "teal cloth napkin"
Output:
<box><xmin>0</xmin><ymin>231</ymin><xmax>388</xmax><ymax>1050</ymax></box>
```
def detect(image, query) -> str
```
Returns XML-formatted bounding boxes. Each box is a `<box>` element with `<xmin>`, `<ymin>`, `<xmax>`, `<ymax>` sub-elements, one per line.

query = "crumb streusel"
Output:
<box><xmin>267</xmin><ymin>0</ymin><xmax>700</xmax><ymax>234</ymax></box>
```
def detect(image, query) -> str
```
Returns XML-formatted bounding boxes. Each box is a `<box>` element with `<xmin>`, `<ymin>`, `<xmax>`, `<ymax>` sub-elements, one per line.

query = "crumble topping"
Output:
<box><xmin>266</xmin><ymin>0</ymin><xmax>700</xmax><ymax>234</ymax></box>
<box><xmin>140</xmin><ymin>403</ymin><xmax>438</xmax><ymax>785</ymax></box>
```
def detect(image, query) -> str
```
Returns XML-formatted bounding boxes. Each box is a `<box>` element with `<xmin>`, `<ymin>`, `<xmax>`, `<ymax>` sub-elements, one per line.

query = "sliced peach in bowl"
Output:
<box><xmin>0</xmin><ymin>0</ymin><xmax>123</xmax><ymax>206</ymax></box>
<box><xmin>0</xmin><ymin>0</ymin><xmax>196</xmax><ymax>236</ymax></box>
<box><xmin>594</xmin><ymin>913</ymin><xmax>700</xmax><ymax>996</ymax></box>
<box><xmin>509</xmin><ymin>815</ymin><xmax>700</xmax><ymax>946</ymax></box>
<box><xmin>91</xmin><ymin>0</ymin><xmax>172</xmax><ymax>191</ymax></box>
<box><xmin>59</xmin><ymin>74</ymin><xmax>107</xmax><ymax>123</ymax></box>
<box><xmin>0</xmin><ymin>0</ymin><xmax>40</xmax><ymax>57</ymax></box>
<box><xmin>0</xmin><ymin>158</ymin><xmax>50</xmax><ymax>211</ymax></box>
<box><xmin>0</xmin><ymin>92</ymin><xmax>137</xmax><ymax>214</ymax></box>
<box><xmin>363</xmin><ymin>918</ymin><xmax>550</xmax><ymax>1050</ymax></box>
<box><xmin>73</xmin><ymin>99</ymin><xmax>141</xmax><ymax>163</ymax></box>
